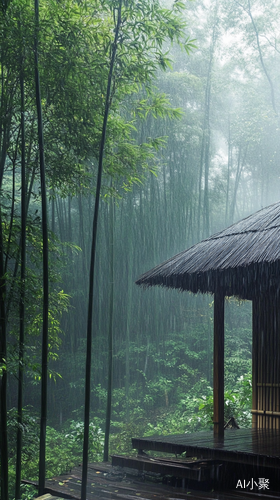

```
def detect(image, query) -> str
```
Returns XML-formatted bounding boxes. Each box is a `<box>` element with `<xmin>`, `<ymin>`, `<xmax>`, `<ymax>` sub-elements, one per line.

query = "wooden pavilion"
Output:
<box><xmin>136</xmin><ymin>201</ymin><xmax>280</xmax><ymax>437</ymax></box>
<box><xmin>29</xmin><ymin>202</ymin><xmax>280</xmax><ymax>497</ymax></box>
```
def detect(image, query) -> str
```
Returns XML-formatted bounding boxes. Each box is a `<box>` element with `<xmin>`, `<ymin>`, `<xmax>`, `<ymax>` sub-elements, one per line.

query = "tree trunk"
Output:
<box><xmin>34</xmin><ymin>0</ymin><xmax>49</xmax><ymax>493</ymax></box>
<box><xmin>229</xmin><ymin>144</ymin><xmax>248</xmax><ymax>225</ymax></box>
<box><xmin>225</xmin><ymin>115</ymin><xmax>232</xmax><ymax>226</ymax></box>
<box><xmin>15</xmin><ymin>37</ymin><xmax>27</xmax><ymax>500</ymax></box>
<box><xmin>81</xmin><ymin>3</ymin><xmax>122</xmax><ymax>499</ymax></box>
<box><xmin>247</xmin><ymin>0</ymin><xmax>277</xmax><ymax>116</ymax></box>
<box><xmin>197</xmin><ymin>9</ymin><xmax>218</xmax><ymax>240</ymax></box>
<box><xmin>0</xmin><ymin>209</ymin><xmax>8</xmax><ymax>500</ymax></box>
<box><xmin>103</xmin><ymin>195</ymin><xmax>114</xmax><ymax>462</ymax></box>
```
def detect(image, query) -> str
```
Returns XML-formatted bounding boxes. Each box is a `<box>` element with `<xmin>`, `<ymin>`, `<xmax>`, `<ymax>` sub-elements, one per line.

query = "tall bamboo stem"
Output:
<box><xmin>81</xmin><ymin>3</ymin><xmax>122</xmax><ymax>499</ymax></box>
<box><xmin>34</xmin><ymin>0</ymin><xmax>49</xmax><ymax>493</ymax></box>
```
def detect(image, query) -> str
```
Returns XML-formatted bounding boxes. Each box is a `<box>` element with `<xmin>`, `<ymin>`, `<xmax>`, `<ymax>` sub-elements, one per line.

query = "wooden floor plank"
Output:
<box><xmin>132</xmin><ymin>428</ymin><xmax>280</xmax><ymax>468</ymax></box>
<box><xmin>35</xmin><ymin>496</ymin><xmax>66</xmax><ymax>500</ymax></box>
<box><xmin>31</xmin><ymin>429</ymin><xmax>280</xmax><ymax>499</ymax></box>
<box><xmin>32</xmin><ymin>462</ymin><xmax>280</xmax><ymax>500</ymax></box>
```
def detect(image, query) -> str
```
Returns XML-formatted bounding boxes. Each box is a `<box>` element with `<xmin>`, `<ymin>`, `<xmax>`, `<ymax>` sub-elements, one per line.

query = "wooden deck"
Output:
<box><xmin>31</xmin><ymin>460</ymin><xmax>280</xmax><ymax>500</ymax></box>
<box><xmin>111</xmin><ymin>453</ymin><xmax>217</xmax><ymax>482</ymax></box>
<box><xmin>132</xmin><ymin>428</ymin><xmax>280</xmax><ymax>469</ymax></box>
<box><xmin>27</xmin><ymin>428</ymin><xmax>280</xmax><ymax>499</ymax></box>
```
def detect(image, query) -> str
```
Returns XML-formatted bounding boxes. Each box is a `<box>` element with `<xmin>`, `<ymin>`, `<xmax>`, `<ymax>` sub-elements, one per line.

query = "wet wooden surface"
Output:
<box><xmin>132</xmin><ymin>428</ymin><xmax>280</xmax><ymax>468</ymax></box>
<box><xmin>36</xmin><ymin>495</ymin><xmax>64</xmax><ymax>500</ymax></box>
<box><xmin>29</xmin><ymin>429</ymin><xmax>280</xmax><ymax>499</ymax></box>
<box><xmin>31</xmin><ymin>459</ymin><xmax>279</xmax><ymax>500</ymax></box>
<box><xmin>111</xmin><ymin>453</ymin><xmax>216</xmax><ymax>481</ymax></box>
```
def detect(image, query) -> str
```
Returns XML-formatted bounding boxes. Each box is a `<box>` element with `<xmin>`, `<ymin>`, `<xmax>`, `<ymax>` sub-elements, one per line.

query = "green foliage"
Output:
<box><xmin>7</xmin><ymin>407</ymin><xmax>39</xmax><ymax>499</ymax></box>
<box><xmin>110</xmin><ymin>421</ymin><xmax>146</xmax><ymax>455</ymax></box>
<box><xmin>64</xmin><ymin>420</ymin><xmax>105</xmax><ymax>462</ymax></box>
<box><xmin>108</xmin><ymin>372</ymin><xmax>252</xmax><ymax>458</ymax></box>
<box><xmin>4</xmin><ymin>222</ymin><xmax>70</xmax><ymax>387</ymax></box>
<box><xmin>8</xmin><ymin>409</ymin><xmax>105</xmax><ymax>497</ymax></box>
<box><xmin>0</xmin><ymin>0</ymin><xmax>191</xmax><ymax>197</ymax></box>
<box><xmin>17</xmin><ymin>484</ymin><xmax>38</xmax><ymax>500</ymax></box>
<box><xmin>197</xmin><ymin>373</ymin><xmax>252</xmax><ymax>428</ymax></box>
<box><xmin>7</xmin><ymin>407</ymin><xmax>40</xmax><ymax>465</ymax></box>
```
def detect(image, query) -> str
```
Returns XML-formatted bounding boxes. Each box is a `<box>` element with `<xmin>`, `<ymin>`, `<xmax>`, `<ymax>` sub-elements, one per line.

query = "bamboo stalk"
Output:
<box><xmin>81</xmin><ymin>3</ymin><xmax>122</xmax><ymax>499</ymax></box>
<box><xmin>15</xmin><ymin>29</ymin><xmax>27</xmax><ymax>499</ymax></box>
<box><xmin>34</xmin><ymin>0</ymin><xmax>49</xmax><ymax>493</ymax></box>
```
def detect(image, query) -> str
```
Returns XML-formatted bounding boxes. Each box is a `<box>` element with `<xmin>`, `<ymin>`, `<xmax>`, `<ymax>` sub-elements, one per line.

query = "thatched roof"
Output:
<box><xmin>136</xmin><ymin>201</ymin><xmax>280</xmax><ymax>299</ymax></box>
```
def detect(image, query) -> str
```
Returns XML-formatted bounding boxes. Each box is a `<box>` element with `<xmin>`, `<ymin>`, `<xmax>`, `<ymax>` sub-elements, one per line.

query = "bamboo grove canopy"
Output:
<box><xmin>136</xmin><ymin>201</ymin><xmax>280</xmax><ymax>300</ymax></box>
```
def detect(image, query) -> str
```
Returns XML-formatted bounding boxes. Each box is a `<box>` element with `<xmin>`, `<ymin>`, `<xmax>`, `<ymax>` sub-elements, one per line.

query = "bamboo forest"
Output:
<box><xmin>1</xmin><ymin>0</ymin><xmax>280</xmax><ymax>499</ymax></box>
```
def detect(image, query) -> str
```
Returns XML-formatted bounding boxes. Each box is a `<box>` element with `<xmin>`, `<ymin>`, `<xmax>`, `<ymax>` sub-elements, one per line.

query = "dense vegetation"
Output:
<box><xmin>1</xmin><ymin>0</ymin><xmax>280</xmax><ymax>498</ymax></box>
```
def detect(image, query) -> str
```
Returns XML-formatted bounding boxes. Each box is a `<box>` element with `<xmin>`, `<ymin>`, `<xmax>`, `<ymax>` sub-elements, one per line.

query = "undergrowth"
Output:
<box><xmin>8</xmin><ymin>372</ymin><xmax>252</xmax><ymax>499</ymax></box>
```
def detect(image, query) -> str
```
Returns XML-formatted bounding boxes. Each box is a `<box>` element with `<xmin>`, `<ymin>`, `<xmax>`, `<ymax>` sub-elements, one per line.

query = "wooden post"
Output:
<box><xmin>213</xmin><ymin>291</ymin><xmax>224</xmax><ymax>437</ymax></box>
<box><xmin>252</xmin><ymin>298</ymin><xmax>258</xmax><ymax>428</ymax></box>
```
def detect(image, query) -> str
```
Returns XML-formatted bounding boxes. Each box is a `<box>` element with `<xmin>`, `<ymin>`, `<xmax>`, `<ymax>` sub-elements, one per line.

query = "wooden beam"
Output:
<box><xmin>213</xmin><ymin>291</ymin><xmax>224</xmax><ymax>437</ymax></box>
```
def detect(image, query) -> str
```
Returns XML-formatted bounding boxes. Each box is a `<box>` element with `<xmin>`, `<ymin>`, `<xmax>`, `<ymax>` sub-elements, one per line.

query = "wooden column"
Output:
<box><xmin>213</xmin><ymin>291</ymin><xmax>224</xmax><ymax>437</ymax></box>
<box><xmin>252</xmin><ymin>298</ymin><xmax>258</xmax><ymax>428</ymax></box>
